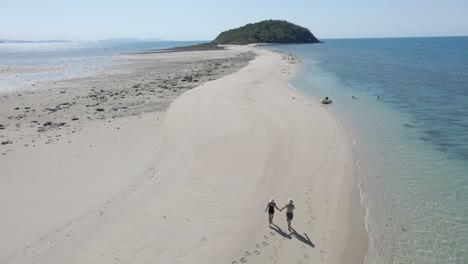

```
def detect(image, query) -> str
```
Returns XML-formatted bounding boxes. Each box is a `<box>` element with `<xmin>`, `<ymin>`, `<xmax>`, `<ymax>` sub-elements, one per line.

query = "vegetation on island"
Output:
<box><xmin>211</xmin><ymin>20</ymin><xmax>320</xmax><ymax>45</ymax></box>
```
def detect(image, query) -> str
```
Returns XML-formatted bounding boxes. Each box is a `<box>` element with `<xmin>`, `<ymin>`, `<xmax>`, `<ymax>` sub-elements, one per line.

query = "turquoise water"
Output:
<box><xmin>0</xmin><ymin>41</ymin><xmax>205</xmax><ymax>91</ymax></box>
<box><xmin>263</xmin><ymin>37</ymin><xmax>468</xmax><ymax>264</ymax></box>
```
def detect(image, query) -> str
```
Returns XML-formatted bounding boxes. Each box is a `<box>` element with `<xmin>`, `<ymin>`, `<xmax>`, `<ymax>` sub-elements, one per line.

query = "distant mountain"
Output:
<box><xmin>98</xmin><ymin>38</ymin><xmax>164</xmax><ymax>42</ymax></box>
<box><xmin>144</xmin><ymin>38</ymin><xmax>164</xmax><ymax>42</ymax></box>
<box><xmin>0</xmin><ymin>39</ymin><xmax>71</xmax><ymax>43</ymax></box>
<box><xmin>212</xmin><ymin>20</ymin><xmax>320</xmax><ymax>45</ymax></box>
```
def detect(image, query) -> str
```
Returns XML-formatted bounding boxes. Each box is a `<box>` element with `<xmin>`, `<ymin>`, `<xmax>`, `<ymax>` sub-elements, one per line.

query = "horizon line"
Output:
<box><xmin>1</xmin><ymin>35</ymin><xmax>467</xmax><ymax>43</ymax></box>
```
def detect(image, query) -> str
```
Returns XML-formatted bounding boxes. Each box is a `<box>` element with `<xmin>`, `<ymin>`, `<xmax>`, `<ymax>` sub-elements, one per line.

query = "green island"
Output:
<box><xmin>211</xmin><ymin>20</ymin><xmax>320</xmax><ymax>45</ymax></box>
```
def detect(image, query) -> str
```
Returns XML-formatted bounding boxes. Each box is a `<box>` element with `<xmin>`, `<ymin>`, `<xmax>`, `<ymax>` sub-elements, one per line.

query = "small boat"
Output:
<box><xmin>321</xmin><ymin>97</ymin><xmax>332</xmax><ymax>104</ymax></box>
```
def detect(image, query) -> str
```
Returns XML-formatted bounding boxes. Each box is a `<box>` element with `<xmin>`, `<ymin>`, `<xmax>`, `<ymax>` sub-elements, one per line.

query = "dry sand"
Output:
<box><xmin>0</xmin><ymin>46</ymin><xmax>367</xmax><ymax>264</ymax></box>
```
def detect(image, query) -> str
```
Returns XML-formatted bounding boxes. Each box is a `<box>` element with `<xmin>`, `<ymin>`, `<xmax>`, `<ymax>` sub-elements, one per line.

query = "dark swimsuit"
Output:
<box><xmin>268</xmin><ymin>203</ymin><xmax>276</xmax><ymax>214</ymax></box>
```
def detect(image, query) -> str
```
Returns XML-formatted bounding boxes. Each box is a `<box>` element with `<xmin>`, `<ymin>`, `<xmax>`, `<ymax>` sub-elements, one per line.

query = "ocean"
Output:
<box><xmin>262</xmin><ymin>37</ymin><xmax>468</xmax><ymax>264</ymax></box>
<box><xmin>0</xmin><ymin>40</ymin><xmax>205</xmax><ymax>91</ymax></box>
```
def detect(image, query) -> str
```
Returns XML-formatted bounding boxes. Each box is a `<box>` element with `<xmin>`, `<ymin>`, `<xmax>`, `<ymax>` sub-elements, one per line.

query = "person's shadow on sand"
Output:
<box><xmin>270</xmin><ymin>224</ymin><xmax>292</xmax><ymax>239</ymax></box>
<box><xmin>290</xmin><ymin>227</ymin><xmax>315</xmax><ymax>248</ymax></box>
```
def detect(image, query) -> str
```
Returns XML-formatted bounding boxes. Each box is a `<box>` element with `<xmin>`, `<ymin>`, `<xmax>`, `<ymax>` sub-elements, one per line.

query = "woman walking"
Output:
<box><xmin>280</xmin><ymin>198</ymin><xmax>295</xmax><ymax>230</ymax></box>
<box><xmin>265</xmin><ymin>197</ymin><xmax>280</xmax><ymax>226</ymax></box>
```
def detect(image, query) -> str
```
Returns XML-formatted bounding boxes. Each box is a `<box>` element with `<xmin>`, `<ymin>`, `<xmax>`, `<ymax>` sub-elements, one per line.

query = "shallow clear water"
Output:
<box><xmin>0</xmin><ymin>41</ymin><xmax>205</xmax><ymax>91</ymax></box>
<box><xmin>262</xmin><ymin>37</ymin><xmax>468</xmax><ymax>264</ymax></box>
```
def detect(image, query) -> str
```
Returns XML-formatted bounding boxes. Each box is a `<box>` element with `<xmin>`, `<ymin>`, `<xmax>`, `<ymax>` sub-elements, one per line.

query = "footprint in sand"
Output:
<box><xmin>240</xmin><ymin>257</ymin><xmax>247</xmax><ymax>263</ymax></box>
<box><xmin>232</xmin><ymin>262</ymin><xmax>237</xmax><ymax>264</ymax></box>
<box><xmin>272</xmin><ymin>247</ymin><xmax>278</xmax><ymax>255</ymax></box>
<box><xmin>304</xmin><ymin>253</ymin><xmax>309</xmax><ymax>258</ymax></box>
<box><xmin>262</xmin><ymin>241</ymin><xmax>268</xmax><ymax>246</ymax></box>
<box><xmin>264</xmin><ymin>235</ymin><xmax>268</xmax><ymax>239</ymax></box>
<box><xmin>270</xmin><ymin>231</ymin><xmax>275</xmax><ymax>236</ymax></box>
<box><xmin>254</xmin><ymin>250</ymin><xmax>260</xmax><ymax>255</ymax></box>
<box><xmin>255</xmin><ymin>243</ymin><xmax>260</xmax><ymax>248</ymax></box>
<box><xmin>245</xmin><ymin>251</ymin><xmax>251</xmax><ymax>256</ymax></box>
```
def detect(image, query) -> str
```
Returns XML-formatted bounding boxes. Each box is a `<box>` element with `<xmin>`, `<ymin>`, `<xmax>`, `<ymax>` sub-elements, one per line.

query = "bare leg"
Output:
<box><xmin>287</xmin><ymin>219</ymin><xmax>291</xmax><ymax>230</ymax></box>
<box><xmin>269</xmin><ymin>214</ymin><xmax>273</xmax><ymax>226</ymax></box>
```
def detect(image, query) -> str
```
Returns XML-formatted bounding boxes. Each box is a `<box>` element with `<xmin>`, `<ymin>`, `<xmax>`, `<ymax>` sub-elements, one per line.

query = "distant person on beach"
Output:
<box><xmin>352</xmin><ymin>95</ymin><xmax>357</xmax><ymax>99</ymax></box>
<box><xmin>280</xmin><ymin>198</ymin><xmax>295</xmax><ymax>230</ymax></box>
<box><xmin>265</xmin><ymin>197</ymin><xmax>280</xmax><ymax>226</ymax></box>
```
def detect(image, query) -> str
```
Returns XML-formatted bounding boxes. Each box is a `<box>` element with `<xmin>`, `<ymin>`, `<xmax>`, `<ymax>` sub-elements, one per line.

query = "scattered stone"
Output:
<box><xmin>1</xmin><ymin>140</ymin><xmax>12</xmax><ymax>145</ymax></box>
<box><xmin>71</xmin><ymin>117</ymin><xmax>79</xmax><ymax>121</ymax></box>
<box><xmin>45</xmin><ymin>108</ymin><xmax>58</xmax><ymax>112</ymax></box>
<box><xmin>96</xmin><ymin>108</ymin><xmax>105</xmax><ymax>112</ymax></box>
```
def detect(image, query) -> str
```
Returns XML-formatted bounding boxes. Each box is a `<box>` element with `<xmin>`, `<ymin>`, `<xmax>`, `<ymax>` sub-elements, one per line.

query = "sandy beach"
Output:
<box><xmin>0</xmin><ymin>46</ymin><xmax>367</xmax><ymax>264</ymax></box>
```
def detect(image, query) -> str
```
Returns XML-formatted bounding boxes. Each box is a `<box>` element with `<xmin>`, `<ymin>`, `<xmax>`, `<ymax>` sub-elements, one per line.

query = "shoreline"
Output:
<box><xmin>282</xmin><ymin>51</ymin><xmax>369</xmax><ymax>263</ymax></box>
<box><xmin>284</xmin><ymin>76</ymin><xmax>369</xmax><ymax>264</ymax></box>
<box><xmin>1</xmin><ymin>45</ymin><xmax>367</xmax><ymax>263</ymax></box>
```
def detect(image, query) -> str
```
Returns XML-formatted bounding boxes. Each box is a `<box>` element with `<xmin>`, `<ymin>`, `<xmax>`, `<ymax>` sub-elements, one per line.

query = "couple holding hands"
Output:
<box><xmin>265</xmin><ymin>197</ymin><xmax>295</xmax><ymax>230</ymax></box>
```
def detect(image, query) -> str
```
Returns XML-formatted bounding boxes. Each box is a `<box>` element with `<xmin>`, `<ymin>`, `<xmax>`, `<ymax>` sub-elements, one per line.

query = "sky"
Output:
<box><xmin>1</xmin><ymin>0</ymin><xmax>467</xmax><ymax>41</ymax></box>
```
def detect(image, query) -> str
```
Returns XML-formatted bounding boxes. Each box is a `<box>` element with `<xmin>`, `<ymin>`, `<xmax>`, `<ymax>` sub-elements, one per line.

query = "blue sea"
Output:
<box><xmin>0</xmin><ymin>40</ymin><xmax>205</xmax><ymax>91</ymax></box>
<box><xmin>263</xmin><ymin>37</ymin><xmax>468</xmax><ymax>264</ymax></box>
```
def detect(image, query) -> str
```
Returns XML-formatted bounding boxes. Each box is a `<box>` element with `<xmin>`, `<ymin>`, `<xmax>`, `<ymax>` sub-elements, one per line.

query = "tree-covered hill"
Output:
<box><xmin>212</xmin><ymin>20</ymin><xmax>320</xmax><ymax>45</ymax></box>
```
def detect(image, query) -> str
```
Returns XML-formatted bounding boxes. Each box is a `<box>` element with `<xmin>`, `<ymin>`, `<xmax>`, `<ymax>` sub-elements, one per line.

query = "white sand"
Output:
<box><xmin>0</xmin><ymin>46</ymin><xmax>366</xmax><ymax>263</ymax></box>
